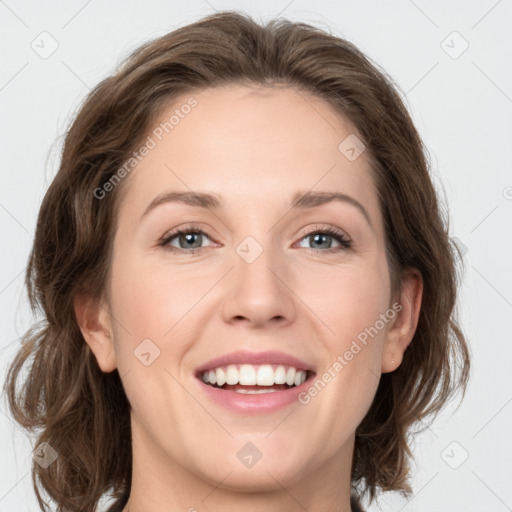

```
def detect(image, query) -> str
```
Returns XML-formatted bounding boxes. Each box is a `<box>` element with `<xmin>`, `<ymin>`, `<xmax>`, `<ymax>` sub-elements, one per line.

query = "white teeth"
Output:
<box><xmin>256</xmin><ymin>365</ymin><xmax>275</xmax><ymax>386</ymax></box>
<box><xmin>200</xmin><ymin>364</ymin><xmax>309</xmax><ymax>387</ymax></box>
<box><xmin>216</xmin><ymin>367</ymin><xmax>226</xmax><ymax>386</ymax></box>
<box><xmin>274</xmin><ymin>365</ymin><xmax>287</xmax><ymax>384</ymax></box>
<box><xmin>226</xmin><ymin>365</ymin><xmax>238</xmax><ymax>385</ymax></box>
<box><xmin>239</xmin><ymin>364</ymin><xmax>257</xmax><ymax>385</ymax></box>
<box><xmin>285</xmin><ymin>367</ymin><xmax>296</xmax><ymax>386</ymax></box>
<box><xmin>234</xmin><ymin>388</ymin><xmax>279</xmax><ymax>394</ymax></box>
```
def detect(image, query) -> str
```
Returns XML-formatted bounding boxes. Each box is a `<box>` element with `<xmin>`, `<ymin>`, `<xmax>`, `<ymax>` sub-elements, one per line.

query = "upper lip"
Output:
<box><xmin>195</xmin><ymin>350</ymin><xmax>315</xmax><ymax>375</ymax></box>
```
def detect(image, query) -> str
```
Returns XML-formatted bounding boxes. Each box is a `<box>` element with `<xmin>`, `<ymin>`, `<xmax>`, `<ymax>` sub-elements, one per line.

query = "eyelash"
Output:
<box><xmin>158</xmin><ymin>224</ymin><xmax>352</xmax><ymax>254</ymax></box>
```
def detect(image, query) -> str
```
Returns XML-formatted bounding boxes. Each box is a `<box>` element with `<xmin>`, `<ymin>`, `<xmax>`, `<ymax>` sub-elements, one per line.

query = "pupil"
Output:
<box><xmin>311</xmin><ymin>233</ymin><xmax>330</xmax><ymax>249</ymax></box>
<box><xmin>181</xmin><ymin>233</ymin><xmax>202</xmax><ymax>248</ymax></box>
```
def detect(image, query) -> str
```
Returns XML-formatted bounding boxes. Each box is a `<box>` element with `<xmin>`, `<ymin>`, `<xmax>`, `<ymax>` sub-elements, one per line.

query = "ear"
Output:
<box><xmin>74</xmin><ymin>293</ymin><xmax>117</xmax><ymax>373</ymax></box>
<box><xmin>381</xmin><ymin>268</ymin><xmax>423</xmax><ymax>373</ymax></box>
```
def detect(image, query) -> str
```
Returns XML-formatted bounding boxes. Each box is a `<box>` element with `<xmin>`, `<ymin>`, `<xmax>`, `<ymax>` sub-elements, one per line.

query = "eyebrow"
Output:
<box><xmin>141</xmin><ymin>190</ymin><xmax>372</xmax><ymax>227</ymax></box>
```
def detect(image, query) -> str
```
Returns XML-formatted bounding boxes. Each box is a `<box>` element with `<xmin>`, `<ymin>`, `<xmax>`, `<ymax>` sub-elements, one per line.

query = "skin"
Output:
<box><xmin>75</xmin><ymin>84</ymin><xmax>423</xmax><ymax>512</ymax></box>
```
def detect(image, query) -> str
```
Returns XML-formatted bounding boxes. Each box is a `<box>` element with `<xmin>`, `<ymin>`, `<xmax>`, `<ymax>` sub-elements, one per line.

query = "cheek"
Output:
<box><xmin>295</xmin><ymin>255</ymin><xmax>390</xmax><ymax>413</ymax></box>
<box><xmin>108</xmin><ymin>250</ymin><xmax>219</xmax><ymax>384</ymax></box>
<box><xmin>109</xmin><ymin>250</ymin><xmax>203</xmax><ymax>337</ymax></box>
<box><xmin>297</xmin><ymin>256</ymin><xmax>391</xmax><ymax>343</ymax></box>
<box><xmin>299</xmin><ymin>266</ymin><xmax>389</xmax><ymax>427</ymax></box>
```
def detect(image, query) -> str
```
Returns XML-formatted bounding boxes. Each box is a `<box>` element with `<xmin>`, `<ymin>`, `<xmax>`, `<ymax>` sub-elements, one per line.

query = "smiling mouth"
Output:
<box><xmin>196</xmin><ymin>364</ymin><xmax>315</xmax><ymax>394</ymax></box>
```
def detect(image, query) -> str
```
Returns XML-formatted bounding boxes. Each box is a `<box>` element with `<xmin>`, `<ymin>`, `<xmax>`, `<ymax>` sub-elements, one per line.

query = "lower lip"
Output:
<box><xmin>196</xmin><ymin>375</ymin><xmax>315</xmax><ymax>415</ymax></box>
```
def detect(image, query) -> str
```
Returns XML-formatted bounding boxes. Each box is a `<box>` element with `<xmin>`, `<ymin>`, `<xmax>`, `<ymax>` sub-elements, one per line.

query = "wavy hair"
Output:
<box><xmin>3</xmin><ymin>10</ymin><xmax>470</xmax><ymax>511</ymax></box>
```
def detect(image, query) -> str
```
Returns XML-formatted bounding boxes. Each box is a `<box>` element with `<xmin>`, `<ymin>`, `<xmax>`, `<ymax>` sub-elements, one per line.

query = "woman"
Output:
<box><xmin>4</xmin><ymin>10</ymin><xmax>470</xmax><ymax>512</ymax></box>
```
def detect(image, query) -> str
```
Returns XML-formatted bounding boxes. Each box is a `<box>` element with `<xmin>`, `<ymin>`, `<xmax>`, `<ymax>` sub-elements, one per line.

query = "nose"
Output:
<box><xmin>221</xmin><ymin>241</ymin><xmax>297</xmax><ymax>329</ymax></box>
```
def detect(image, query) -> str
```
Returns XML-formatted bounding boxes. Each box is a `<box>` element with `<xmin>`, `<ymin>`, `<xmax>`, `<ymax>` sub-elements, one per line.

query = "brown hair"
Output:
<box><xmin>3</xmin><ymin>10</ymin><xmax>470</xmax><ymax>511</ymax></box>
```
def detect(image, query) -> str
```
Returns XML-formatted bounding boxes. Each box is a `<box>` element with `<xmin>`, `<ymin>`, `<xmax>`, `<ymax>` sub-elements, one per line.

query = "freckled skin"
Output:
<box><xmin>78</xmin><ymin>85</ymin><xmax>422</xmax><ymax>512</ymax></box>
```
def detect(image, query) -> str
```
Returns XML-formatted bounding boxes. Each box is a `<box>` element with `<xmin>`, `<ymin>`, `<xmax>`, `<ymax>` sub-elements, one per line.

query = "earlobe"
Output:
<box><xmin>381</xmin><ymin>269</ymin><xmax>423</xmax><ymax>373</ymax></box>
<box><xmin>74</xmin><ymin>293</ymin><xmax>117</xmax><ymax>373</ymax></box>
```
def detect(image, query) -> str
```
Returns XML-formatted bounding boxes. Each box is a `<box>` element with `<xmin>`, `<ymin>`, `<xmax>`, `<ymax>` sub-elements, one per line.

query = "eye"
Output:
<box><xmin>159</xmin><ymin>225</ymin><xmax>216</xmax><ymax>253</ymax></box>
<box><xmin>159</xmin><ymin>224</ymin><xmax>352</xmax><ymax>254</ymax></box>
<box><xmin>296</xmin><ymin>225</ymin><xmax>352</xmax><ymax>252</ymax></box>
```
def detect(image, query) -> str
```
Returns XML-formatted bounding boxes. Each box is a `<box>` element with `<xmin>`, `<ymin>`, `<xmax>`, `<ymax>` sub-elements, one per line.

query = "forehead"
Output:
<box><xmin>120</xmin><ymin>84</ymin><xmax>380</xmax><ymax>224</ymax></box>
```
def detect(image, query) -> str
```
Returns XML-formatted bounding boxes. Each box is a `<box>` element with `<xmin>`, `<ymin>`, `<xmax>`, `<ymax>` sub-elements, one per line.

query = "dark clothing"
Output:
<box><xmin>106</xmin><ymin>492</ymin><xmax>129</xmax><ymax>512</ymax></box>
<box><xmin>351</xmin><ymin>493</ymin><xmax>366</xmax><ymax>512</ymax></box>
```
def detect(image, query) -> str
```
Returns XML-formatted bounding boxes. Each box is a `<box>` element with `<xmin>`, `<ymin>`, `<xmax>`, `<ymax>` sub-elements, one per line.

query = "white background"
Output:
<box><xmin>1</xmin><ymin>1</ymin><xmax>511</xmax><ymax>511</ymax></box>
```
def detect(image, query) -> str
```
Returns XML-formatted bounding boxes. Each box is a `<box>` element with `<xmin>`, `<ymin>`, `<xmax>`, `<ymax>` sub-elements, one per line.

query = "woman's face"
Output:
<box><xmin>86</xmin><ymin>84</ymin><xmax>419</xmax><ymax>497</ymax></box>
